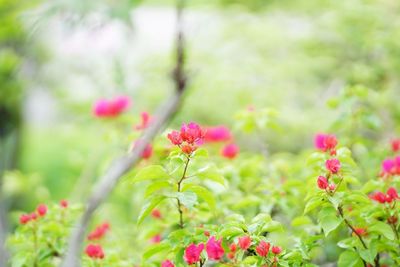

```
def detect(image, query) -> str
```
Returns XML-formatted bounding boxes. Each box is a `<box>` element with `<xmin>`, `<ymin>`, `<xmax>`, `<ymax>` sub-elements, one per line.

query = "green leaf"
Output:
<box><xmin>182</xmin><ymin>184</ymin><xmax>216</xmax><ymax>210</ymax></box>
<box><xmin>176</xmin><ymin>191</ymin><xmax>197</xmax><ymax>209</ymax></box>
<box><xmin>291</xmin><ymin>216</ymin><xmax>312</xmax><ymax>226</ymax></box>
<box><xmin>143</xmin><ymin>242</ymin><xmax>171</xmax><ymax>260</ymax></box>
<box><xmin>193</xmin><ymin>148</ymin><xmax>208</xmax><ymax>157</ymax></box>
<box><xmin>338</xmin><ymin>251</ymin><xmax>364</xmax><ymax>267</ymax></box>
<box><xmin>196</xmin><ymin>165</ymin><xmax>226</xmax><ymax>186</ymax></box>
<box><xmin>137</xmin><ymin>195</ymin><xmax>165</xmax><ymax>225</ymax></box>
<box><xmin>369</xmin><ymin>221</ymin><xmax>395</xmax><ymax>240</ymax></box>
<box><xmin>304</xmin><ymin>196</ymin><xmax>325</xmax><ymax>214</ymax></box>
<box><xmin>261</xmin><ymin>221</ymin><xmax>284</xmax><ymax>233</ymax></box>
<box><xmin>318</xmin><ymin>207</ymin><xmax>342</xmax><ymax>237</ymax></box>
<box><xmin>144</xmin><ymin>180</ymin><xmax>172</xmax><ymax>198</ymax></box>
<box><xmin>219</xmin><ymin>226</ymin><xmax>244</xmax><ymax>238</ymax></box>
<box><xmin>131</xmin><ymin>165</ymin><xmax>170</xmax><ymax>183</ymax></box>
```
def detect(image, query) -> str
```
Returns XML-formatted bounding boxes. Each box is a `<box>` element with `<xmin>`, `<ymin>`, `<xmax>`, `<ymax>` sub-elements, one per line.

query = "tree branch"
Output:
<box><xmin>61</xmin><ymin>1</ymin><xmax>188</xmax><ymax>265</ymax></box>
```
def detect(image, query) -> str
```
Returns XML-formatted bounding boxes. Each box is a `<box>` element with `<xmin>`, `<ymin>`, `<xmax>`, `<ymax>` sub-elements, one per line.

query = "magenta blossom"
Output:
<box><xmin>204</xmin><ymin>126</ymin><xmax>232</xmax><ymax>143</ymax></box>
<box><xmin>184</xmin><ymin>243</ymin><xmax>204</xmax><ymax>265</ymax></box>
<box><xmin>92</xmin><ymin>95</ymin><xmax>131</xmax><ymax>118</ymax></box>
<box><xmin>206</xmin><ymin>236</ymin><xmax>225</xmax><ymax>261</ymax></box>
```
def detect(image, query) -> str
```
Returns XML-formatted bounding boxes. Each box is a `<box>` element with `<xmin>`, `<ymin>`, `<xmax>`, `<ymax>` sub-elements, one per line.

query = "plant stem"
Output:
<box><xmin>337</xmin><ymin>206</ymin><xmax>367</xmax><ymax>249</ymax></box>
<box><xmin>177</xmin><ymin>156</ymin><xmax>191</xmax><ymax>228</ymax></box>
<box><xmin>32</xmin><ymin>224</ymin><xmax>38</xmax><ymax>267</ymax></box>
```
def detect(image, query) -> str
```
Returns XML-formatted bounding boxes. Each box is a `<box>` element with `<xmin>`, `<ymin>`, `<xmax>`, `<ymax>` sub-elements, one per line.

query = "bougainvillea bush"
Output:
<box><xmin>6</xmin><ymin>88</ymin><xmax>400</xmax><ymax>267</ymax></box>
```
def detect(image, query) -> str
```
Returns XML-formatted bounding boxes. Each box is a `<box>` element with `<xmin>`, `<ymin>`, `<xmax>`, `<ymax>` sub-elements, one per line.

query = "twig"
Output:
<box><xmin>177</xmin><ymin>156</ymin><xmax>191</xmax><ymax>228</ymax></box>
<box><xmin>61</xmin><ymin>1</ymin><xmax>188</xmax><ymax>266</ymax></box>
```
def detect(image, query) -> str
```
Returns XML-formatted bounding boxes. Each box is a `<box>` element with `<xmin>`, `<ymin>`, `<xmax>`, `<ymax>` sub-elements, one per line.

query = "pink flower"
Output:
<box><xmin>85</xmin><ymin>244</ymin><xmax>104</xmax><ymax>259</ymax></box>
<box><xmin>369</xmin><ymin>191</ymin><xmax>387</xmax><ymax>204</ymax></box>
<box><xmin>60</xmin><ymin>200</ymin><xmax>68</xmax><ymax>208</ymax></box>
<box><xmin>392</xmin><ymin>139</ymin><xmax>400</xmax><ymax>152</ymax></box>
<box><xmin>206</xmin><ymin>236</ymin><xmax>225</xmax><ymax>261</ymax></box>
<box><xmin>271</xmin><ymin>246</ymin><xmax>282</xmax><ymax>255</ymax></box>
<box><xmin>325</xmin><ymin>158</ymin><xmax>341</xmax><ymax>174</ymax></box>
<box><xmin>92</xmin><ymin>96</ymin><xmax>131</xmax><ymax>118</ymax></box>
<box><xmin>167</xmin><ymin>130</ymin><xmax>183</xmax><ymax>146</ymax></box>
<box><xmin>151</xmin><ymin>209</ymin><xmax>162</xmax><ymax>219</ymax></box>
<box><xmin>353</xmin><ymin>228</ymin><xmax>367</xmax><ymax>237</ymax></box>
<box><xmin>204</xmin><ymin>126</ymin><xmax>232</xmax><ymax>143</ymax></box>
<box><xmin>386</xmin><ymin>187</ymin><xmax>399</xmax><ymax>202</ymax></box>
<box><xmin>93</xmin><ymin>99</ymin><xmax>109</xmax><ymax>117</ymax></box>
<box><xmin>317</xmin><ymin>176</ymin><xmax>329</xmax><ymax>190</ymax></box>
<box><xmin>238</xmin><ymin>236</ymin><xmax>251</xmax><ymax>250</ymax></box>
<box><xmin>314</xmin><ymin>133</ymin><xmax>337</xmax><ymax>152</ymax></box>
<box><xmin>87</xmin><ymin>222</ymin><xmax>110</xmax><ymax>240</ymax></box>
<box><xmin>141</xmin><ymin>143</ymin><xmax>153</xmax><ymax>159</ymax></box>
<box><xmin>151</xmin><ymin>234</ymin><xmax>162</xmax><ymax>243</ymax></box>
<box><xmin>382</xmin><ymin>158</ymin><xmax>395</xmax><ymax>174</ymax></box>
<box><xmin>221</xmin><ymin>143</ymin><xmax>239</xmax><ymax>159</ymax></box>
<box><xmin>184</xmin><ymin>243</ymin><xmax>204</xmax><ymax>265</ymax></box>
<box><xmin>180</xmin><ymin>123</ymin><xmax>204</xmax><ymax>144</ymax></box>
<box><xmin>255</xmin><ymin>241</ymin><xmax>270</xmax><ymax>257</ymax></box>
<box><xmin>19</xmin><ymin>214</ymin><xmax>31</xmax><ymax>224</ymax></box>
<box><xmin>36</xmin><ymin>204</ymin><xmax>47</xmax><ymax>217</ymax></box>
<box><xmin>161</xmin><ymin>260</ymin><xmax>175</xmax><ymax>267</ymax></box>
<box><xmin>135</xmin><ymin>112</ymin><xmax>152</xmax><ymax>130</ymax></box>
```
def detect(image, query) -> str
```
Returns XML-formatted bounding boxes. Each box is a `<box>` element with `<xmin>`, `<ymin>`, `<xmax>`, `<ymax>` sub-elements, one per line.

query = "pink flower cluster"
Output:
<box><xmin>167</xmin><ymin>122</ymin><xmax>205</xmax><ymax>155</ymax></box>
<box><xmin>204</xmin><ymin>126</ymin><xmax>232</xmax><ymax>143</ymax></box>
<box><xmin>380</xmin><ymin>156</ymin><xmax>400</xmax><ymax>176</ymax></box>
<box><xmin>204</xmin><ymin>125</ymin><xmax>239</xmax><ymax>159</ymax></box>
<box><xmin>87</xmin><ymin>222</ymin><xmax>110</xmax><ymax>241</ymax></box>
<box><xmin>93</xmin><ymin>96</ymin><xmax>131</xmax><ymax>118</ymax></box>
<box><xmin>19</xmin><ymin>204</ymin><xmax>48</xmax><ymax>224</ymax></box>
<box><xmin>314</xmin><ymin>133</ymin><xmax>338</xmax><ymax>155</ymax></box>
<box><xmin>85</xmin><ymin>244</ymin><xmax>105</xmax><ymax>259</ymax></box>
<box><xmin>369</xmin><ymin>187</ymin><xmax>399</xmax><ymax>204</ymax></box>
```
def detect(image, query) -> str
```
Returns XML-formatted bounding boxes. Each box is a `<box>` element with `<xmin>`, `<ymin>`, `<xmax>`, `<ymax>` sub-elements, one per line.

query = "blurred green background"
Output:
<box><xmin>2</xmin><ymin>0</ymin><xmax>400</xmax><ymax>223</ymax></box>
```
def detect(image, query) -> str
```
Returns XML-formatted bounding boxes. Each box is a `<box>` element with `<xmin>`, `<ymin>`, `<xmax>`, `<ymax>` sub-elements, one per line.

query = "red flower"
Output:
<box><xmin>161</xmin><ymin>260</ymin><xmax>175</xmax><ymax>267</ymax></box>
<box><xmin>180</xmin><ymin>123</ymin><xmax>204</xmax><ymax>144</ymax></box>
<box><xmin>204</xmin><ymin>126</ymin><xmax>232</xmax><ymax>143</ymax></box>
<box><xmin>369</xmin><ymin>191</ymin><xmax>387</xmax><ymax>204</ymax></box>
<box><xmin>229</xmin><ymin>243</ymin><xmax>237</xmax><ymax>252</ymax></box>
<box><xmin>30</xmin><ymin>212</ymin><xmax>37</xmax><ymax>221</ymax></box>
<box><xmin>391</xmin><ymin>139</ymin><xmax>400</xmax><ymax>152</ymax></box>
<box><xmin>151</xmin><ymin>209</ymin><xmax>162</xmax><ymax>219</ymax></box>
<box><xmin>256</xmin><ymin>241</ymin><xmax>270</xmax><ymax>257</ymax></box>
<box><xmin>353</xmin><ymin>228</ymin><xmax>367</xmax><ymax>236</ymax></box>
<box><xmin>135</xmin><ymin>112</ymin><xmax>152</xmax><ymax>130</ymax></box>
<box><xmin>85</xmin><ymin>244</ymin><xmax>104</xmax><ymax>259</ymax></box>
<box><xmin>238</xmin><ymin>236</ymin><xmax>251</xmax><ymax>250</ymax></box>
<box><xmin>184</xmin><ymin>243</ymin><xmax>204</xmax><ymax>265</ymax></box>
<box><xmin>386</xmin><ymin>187</ymin><xmax>399</xmax><ymax>202</ymax></box>
<box><xmin>60</xmin><ymin>200</ymin><xmax>68</xmax><ymax>208</ymax></box>
<box><xmin>19</xmin><ymin>214</ymin><xmax>31</xmax><ymax>224</ymax></box>
<box><xmin>227</xmin><ymin>252</ymin><xmax>235</xmax><ymax>259</ymax></box>
<box><xmin>325</xmin><ymin>158</ymin><xmax>341</xmax><ymax>174</ymax></box>
<box><xmin>87</xmin><ymin>222</ymin><xmax>110</xmax><ymax>240</ymax></box>
<box><xmin>36</xmin><ymin>204</ymin><xmax>47</xmax><ymax>217</ymax></box>
<box><xmin>221</xmin><ymin>143</ymin><xmax>239</xmax><ymax>159</ymax></box>
<box><xmin>206</xmin><ymin>236</ymin><xmax>225</xmax><ymax>261</ymax></box>
<box><xmin>141</xmin><ymin>143</ymin><xmax>153</xmax><ymax>159</ymax></box>
<box><xmin>181</xmin><ymin>144</ymin><xmax>197</xmax><ymax>155</ymax></box>
<box><xmin>167</xmin><ymin>130</ymin><xmax>182</xmax><ymax>145</ymax></box>
<box><xmin>271</xmin><ymin>246</ymin><xmax>282</xmax><ymax>255</ymax></box>
<box><xmin>317</xmin><ymin>176</ymin><xmax>328</xmax><ymax>190</ymax></box>
<box><xmin>314</xmin><ymin>133</ymin><xmax>337</xmax><ymax>152</ymax></box>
